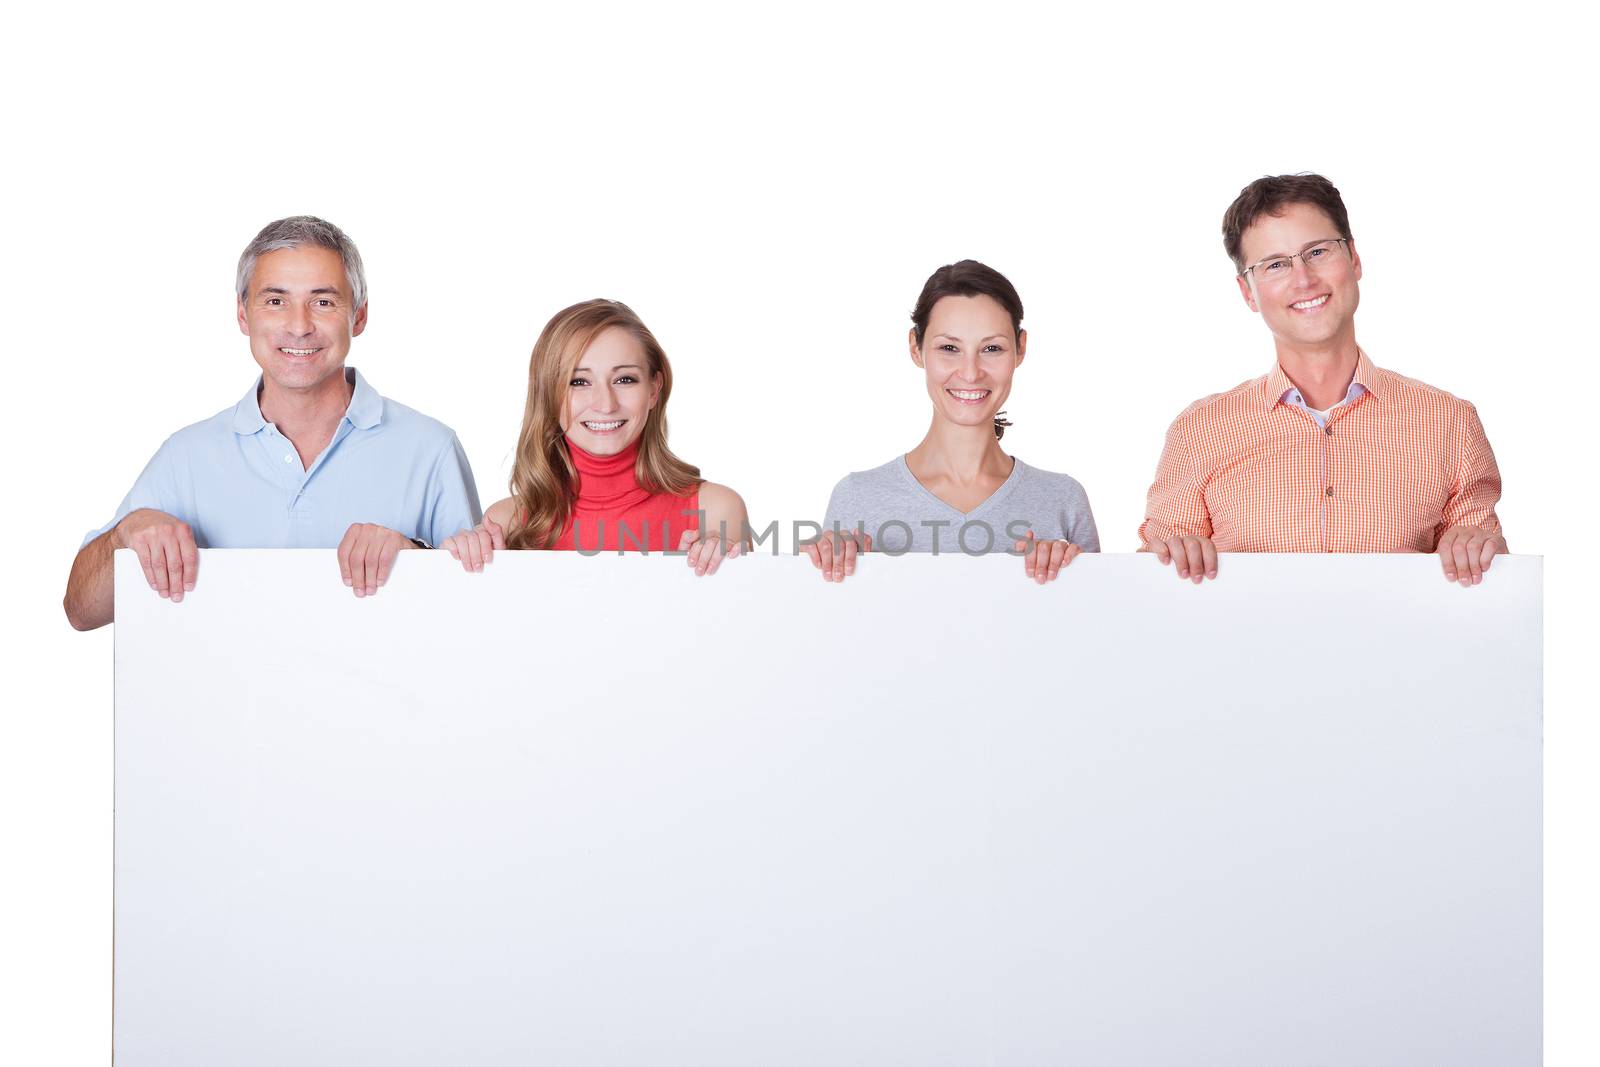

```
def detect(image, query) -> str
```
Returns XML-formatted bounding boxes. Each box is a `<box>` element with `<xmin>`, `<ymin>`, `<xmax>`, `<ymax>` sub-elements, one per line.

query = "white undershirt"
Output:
<box><xmin>1282</xmin><ymin>383</ymin><xmax>1368</xmax><ymax>429</ymax></box>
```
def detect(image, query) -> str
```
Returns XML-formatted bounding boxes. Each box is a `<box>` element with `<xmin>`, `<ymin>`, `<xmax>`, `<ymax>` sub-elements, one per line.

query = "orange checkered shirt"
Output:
<box><xmin>1139</xmin><ymin>350</ymin><xmax>1503</xmax><ymax>552</ymax></box>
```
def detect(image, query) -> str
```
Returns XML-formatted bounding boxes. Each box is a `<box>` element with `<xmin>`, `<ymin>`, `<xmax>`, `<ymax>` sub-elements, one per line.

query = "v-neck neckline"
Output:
<box><xmin>896</xmin><ymin>454</ymin><xmax>1024</xmax><ymax>518</ymax></box>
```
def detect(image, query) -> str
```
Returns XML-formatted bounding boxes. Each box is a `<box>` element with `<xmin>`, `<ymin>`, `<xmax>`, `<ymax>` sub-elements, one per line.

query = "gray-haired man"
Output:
<box><xmin>64</xmin><ymin>216</ymin><xmax>481</xmax><ymax>630</ymax></box>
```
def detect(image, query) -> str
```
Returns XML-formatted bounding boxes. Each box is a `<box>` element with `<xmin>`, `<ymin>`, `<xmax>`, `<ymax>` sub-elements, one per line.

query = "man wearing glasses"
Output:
<box><xmin>1138</xmin><ymin>173</ymin><xmax>1506</xmax><ymax>585</ymax></box>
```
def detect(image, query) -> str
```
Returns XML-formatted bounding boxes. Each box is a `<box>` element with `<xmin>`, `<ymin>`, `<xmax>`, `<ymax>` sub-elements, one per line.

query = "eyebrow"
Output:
<box><xmin>934</xmin><ymin>333</ymin><xmax>1009</xmax><ymax>343</ymax></box>
<box><xmin>257</xmin><ymin>286</ymin><xmax>343</xmax><ymax>296</ymax></box>
<box><xmin>573</xmin><ymin>364</ymin><xmax>645</xmax><ymax>373</ymax></box>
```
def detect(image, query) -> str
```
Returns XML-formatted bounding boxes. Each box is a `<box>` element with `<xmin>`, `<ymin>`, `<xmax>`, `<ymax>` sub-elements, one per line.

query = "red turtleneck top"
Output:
<box><xmin>551</xmin><ymin>439</ymin><xmax>700</xmax><ymax>552</ymax></box>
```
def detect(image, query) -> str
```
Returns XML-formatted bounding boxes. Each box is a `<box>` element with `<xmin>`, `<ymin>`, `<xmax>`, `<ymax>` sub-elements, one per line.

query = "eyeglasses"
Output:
<box><xmin>1241</xmin><ymin>238</ymin><xmax>1350</xmax><ymax>284</ymax></box>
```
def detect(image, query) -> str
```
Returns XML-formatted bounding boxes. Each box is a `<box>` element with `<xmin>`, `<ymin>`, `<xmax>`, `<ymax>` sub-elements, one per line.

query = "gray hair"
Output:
<box><xmin>236</xmin><ymin>215</ymin><xmax>368</xmax><ymax>311</ymax></box>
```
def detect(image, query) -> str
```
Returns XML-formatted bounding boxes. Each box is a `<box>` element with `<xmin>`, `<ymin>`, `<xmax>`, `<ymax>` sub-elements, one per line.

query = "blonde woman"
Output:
<box><xmin>443</xmin><ymin>299</ymin><xmax>747</xmax><ymax>575</ymax></box>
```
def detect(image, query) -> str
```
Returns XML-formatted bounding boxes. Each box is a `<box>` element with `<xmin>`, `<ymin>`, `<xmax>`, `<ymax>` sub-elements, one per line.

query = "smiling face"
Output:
<box><xmin>1235</xmin><ymin>201</ymin><xmax>1361</xmax><ymax>352</ymax></box>
<box><xmin>562</xmin><ymin>326</ymin><xmax>663</xmax><ymax>455</ymax></box>
<box><xmin>912</xmin><ymin>294</ymin><xmax>1026</xmax><ymax>430</ymax></box>
<box><xmin>236</xmin><ymin>245</ymin><xmax>366</xmax><ymax>397</ymax></box>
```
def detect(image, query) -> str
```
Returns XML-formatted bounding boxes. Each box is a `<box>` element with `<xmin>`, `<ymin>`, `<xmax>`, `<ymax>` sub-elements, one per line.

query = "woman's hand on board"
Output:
<box><xmin>441</xmin><ymin>514</ymin><xmax>508</xmax><ymax>573</ymax></box>
<box><xmin>678</xmin><ymin>529</ymin><xmax>742</xmax><ymax>577</ymax></box>
<box><xmin>1015</xmin><ymin>530</ymin><xmax>1081</xmax><ymax>584</ymax></box>
<box><xmin>804</xmin><ymin>528</ymin><xmax>872</xmax><ymax>583</ymax></box>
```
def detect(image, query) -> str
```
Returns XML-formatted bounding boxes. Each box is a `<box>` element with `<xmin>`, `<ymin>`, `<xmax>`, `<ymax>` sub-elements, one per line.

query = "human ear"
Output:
<box><xmin>908</xmin><ymin>328</ymin><xmax>923</xmax><ymax>368</ymax></box>
<box><xmin>1236</xmin><ymin>274</ymin><xmax>1259</xmax><ymax>313</ymax></box>
<box><xmin>351</xmin><ymin>301</ymin><xmax>369</xmax><ymax>338</ymax></box>
<box><xmin>237</xmin><ymin>299</ymin><xmax>250</xmax><ymax>336</ymax></box>
<box><xmin>648</xmin><ymin>371</ymin><xmax>663</xmax><ymax>410</ymax></box>
<box><xmin>1015</xmin><ymin>328</ymin><xmax>1027</xmax><ymax>367</ymax></box>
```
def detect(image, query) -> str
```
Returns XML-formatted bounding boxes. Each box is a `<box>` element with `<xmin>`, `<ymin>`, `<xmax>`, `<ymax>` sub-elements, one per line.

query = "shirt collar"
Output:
<box><xmin>1262</xmin><ymin>347</ymin><xmax>1384</xmax><ymax>409</ymax></box>
<box><xmin>345</xmin><ymin>367</ymin><xmax>382</xmax><ymax>429</ymax></box>
<box><xmin>230</xmin><ymin>379</ymin><xmax>268</xmax><ymax>434</ymax></box>
<box><xmin>230</xmin><ymin>367</ymin><xmax>382</xmax><ymax>435</ymax></box>
<box><xmin>1351</xmin><ymin>348</ymin><xmax>1382</xmax><ymax>401</ymax></box>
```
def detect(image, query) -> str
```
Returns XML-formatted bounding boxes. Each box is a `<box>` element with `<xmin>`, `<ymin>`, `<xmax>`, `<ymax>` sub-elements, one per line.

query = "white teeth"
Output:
<box><xmin>1291</xmin><ymin>295</ymin><xmax>1330</xmax><ymax>310</ymax></box>
<box><xmin>948</xmin><ymin>390</ymin><xmax>989</xmax><ymax>400</ymax></box>
<box><xmin>281</xmin><ymin>348</ymin><xmax>319</xmax><ymax>356</ymax></box>
<box><xmin>583</xmin><ymin>420</ymin><xmax>624</xmax><ymax>431</ymax></box>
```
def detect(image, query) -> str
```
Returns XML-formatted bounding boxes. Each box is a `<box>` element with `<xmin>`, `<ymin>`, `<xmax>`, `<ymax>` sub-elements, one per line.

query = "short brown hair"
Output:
<box><xmin>1222</xmin><ymin>173</ymin><xmax>1353</xmax><ymax>273</ymax></box>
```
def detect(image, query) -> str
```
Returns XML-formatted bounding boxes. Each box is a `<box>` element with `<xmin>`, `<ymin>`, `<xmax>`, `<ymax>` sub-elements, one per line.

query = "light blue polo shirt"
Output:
<box><xmin>84</xmin><ymin>368</ymin><xmax>481</xmax><ymax>549</ymax></box>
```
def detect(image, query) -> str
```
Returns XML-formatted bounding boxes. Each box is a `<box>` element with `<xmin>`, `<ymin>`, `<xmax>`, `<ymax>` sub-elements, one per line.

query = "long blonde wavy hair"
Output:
<box><xmin>507</xmin><ymin>299</ymin><xmax>702</xmax><ymax>549</ymax></box>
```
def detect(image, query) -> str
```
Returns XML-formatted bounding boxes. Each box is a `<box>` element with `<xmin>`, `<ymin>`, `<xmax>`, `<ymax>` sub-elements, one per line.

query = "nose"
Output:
<box><xmin>1288</xmin><ymin>254</ymin><xmax>1317</xmax><ymax>287</ymax></box>
<box><xmin>958</xmin><ymin>351</ymin><xmax>981</xmax><ymax>382</ymax></box>
<box><xmin>286</xmin><ymin>302</ymin><xmax>314</xmax><ymax>336</ymax></box>
<box><xmin>591</xmin><ymin>381</ymin><xmax>619</xmax><ymax>413</ymax></box>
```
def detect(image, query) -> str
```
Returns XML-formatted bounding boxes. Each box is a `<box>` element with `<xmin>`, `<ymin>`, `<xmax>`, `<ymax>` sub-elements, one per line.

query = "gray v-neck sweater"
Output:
<box><xmin>822</xmin><ymin>455</ymin><xmax>1099</xmax><ymax>555</ymax></box>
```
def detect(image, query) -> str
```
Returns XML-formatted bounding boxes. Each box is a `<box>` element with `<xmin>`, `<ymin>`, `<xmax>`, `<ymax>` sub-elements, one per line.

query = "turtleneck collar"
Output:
<box><xmin>567</xmin><ymin>436</ymin><xmax>651</xmax><ymax>514</ymax></box>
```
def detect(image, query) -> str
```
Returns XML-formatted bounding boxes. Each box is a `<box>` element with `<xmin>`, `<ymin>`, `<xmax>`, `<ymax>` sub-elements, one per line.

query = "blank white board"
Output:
<box><xmin>114</xmin><ymin>550</ymin><xmax>1542</xmax><ymax>1065</ymax></box>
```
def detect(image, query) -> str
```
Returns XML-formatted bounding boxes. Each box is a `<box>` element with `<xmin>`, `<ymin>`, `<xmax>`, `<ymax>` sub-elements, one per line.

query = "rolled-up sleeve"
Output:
<box><xmin>1138</xmin><ymin>414</ymin><xmax>1212</xmax><ymax>549</ymax></box>
<box><xmin>1436</xmin><ymin>402</ymin><xmax>1503</xmax><ymax>546</ymax></box>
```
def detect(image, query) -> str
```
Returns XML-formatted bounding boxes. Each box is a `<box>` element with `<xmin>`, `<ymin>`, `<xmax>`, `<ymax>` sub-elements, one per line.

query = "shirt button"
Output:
<box><xmin>1324</xmin><ymin>426</ymin><xmax>1333</xmax><ymax>436</ymax></box>
<box><xmin>1325</xmin><ymin>486</ymin><xmax>1334</xmax><ymax>497</ymax></box>
<box><xmin>284</xmin><ymin>455</ymin><xmax>294</xmax><ymax>463</ymax></box>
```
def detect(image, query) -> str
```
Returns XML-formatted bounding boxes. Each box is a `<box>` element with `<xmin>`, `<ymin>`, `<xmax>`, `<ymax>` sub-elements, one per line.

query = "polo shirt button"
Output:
<box><xmin>284</xmin><ymin>455</ymin><xmax>294</xmax><ymax>463</ymax></box>
<box><xmin>1324</xmin><ymin>426</ymin><xmax>1333</xmax><ymax>436</ymax></box>
<box><xmin>1325</xmin><ymin>486</ymin><xmax>1334</xmax><ymax>496</ymax></box>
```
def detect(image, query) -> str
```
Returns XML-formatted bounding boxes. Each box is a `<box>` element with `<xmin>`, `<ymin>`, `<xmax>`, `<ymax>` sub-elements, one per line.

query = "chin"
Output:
<box><xmin>270</xmin><ymin>370</ymin><xmax>326</xmax><ymax>391</ymax></box>
<box><xmin>1297</xmin><ymin>328</ymin><xmax>1343</xmax><ymax>347</ymax></box>
<box><xmin>570</xmin><ymin>430</ymin><xmax>640</xmax><ymax>456</ymax></box>
<box><xmin>944</xmin><ymin>404</ymin><xmax>995</xmax><ymax>425</ymax></box>
<box><xmin>269</xmin><ymin>359</ymin><xmax>338</xmax><ymax>386</ymax></box>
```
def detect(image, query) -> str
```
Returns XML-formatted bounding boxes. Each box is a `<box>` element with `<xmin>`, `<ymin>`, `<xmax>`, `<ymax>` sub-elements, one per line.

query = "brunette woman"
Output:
<box><xmin>806</xmin><ymin>260</ymin><xmax>1098</xmax><ymax>583</ymax></box>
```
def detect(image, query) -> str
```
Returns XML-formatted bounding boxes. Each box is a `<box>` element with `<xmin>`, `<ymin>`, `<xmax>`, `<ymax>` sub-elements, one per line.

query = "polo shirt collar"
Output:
<box><xmin>230</xmin><ymin>379</ymin><xmax>268</xmax><ymax>434</ymax></box>
<box><xmin>229</xmin><ymin>367</ymin><xmax>382</xmax><ymax>435</ymax></box>
<box><xmin>345</xmin><ymin>367</ymin><xmax>383</xmax><ymax>429</ymax></box>
<box><xmin>1262</xmin><ymin>347</ymin><xmax>1384</xmax><ymax>409</ymax></box>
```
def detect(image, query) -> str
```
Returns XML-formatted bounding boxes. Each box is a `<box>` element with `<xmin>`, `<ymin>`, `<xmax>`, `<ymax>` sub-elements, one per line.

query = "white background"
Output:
<box><xmin>2</xmin><ymin>1</ymin><xmax>1593</xmax><ymax>1062</ymax></box>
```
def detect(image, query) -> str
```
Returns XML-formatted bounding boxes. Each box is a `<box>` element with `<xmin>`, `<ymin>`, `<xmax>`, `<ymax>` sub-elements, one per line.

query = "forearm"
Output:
<box><xmin>64</xmin><ymin>528</ymin><xmax>118</xmax><ymax>631</ymax></box>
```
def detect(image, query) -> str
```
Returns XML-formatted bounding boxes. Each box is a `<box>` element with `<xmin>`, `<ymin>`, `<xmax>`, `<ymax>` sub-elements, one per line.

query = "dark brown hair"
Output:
<box><xmin>1222</xmin><ymin>173</ymin><xmax>1353</xmax><ymax>273</ymax></box>
<box><xmin>910</xmin><ymin>260</ymin><xmax>1024</xmax><ymax>439</ymax></box>
<box><xmin>911</xmin><ymin>259</ymin><xmax>1024</xmax><ymax>345</ymax></box>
